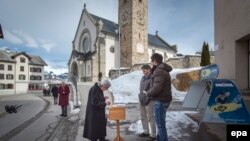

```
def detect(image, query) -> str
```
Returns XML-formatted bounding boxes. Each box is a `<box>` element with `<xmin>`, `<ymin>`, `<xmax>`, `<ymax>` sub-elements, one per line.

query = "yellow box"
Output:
<box><xmin>108</xmin><ymin>106</ymin><xmax>126</xmax><ymax>120</ymax></box>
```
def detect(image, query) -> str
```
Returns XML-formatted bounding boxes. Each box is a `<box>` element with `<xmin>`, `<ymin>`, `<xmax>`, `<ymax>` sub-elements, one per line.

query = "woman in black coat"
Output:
<box><xmin>83</xmin><ymin>80</ymin><xmax>111</xmax><ymax>141</ymax></box>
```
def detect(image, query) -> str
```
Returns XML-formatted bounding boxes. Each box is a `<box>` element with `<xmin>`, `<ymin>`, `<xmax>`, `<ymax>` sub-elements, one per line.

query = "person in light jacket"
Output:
<box><xmin>138</xmin><ymin>64</ymin><xmax>156</xmax><ymax>141</ymax></box>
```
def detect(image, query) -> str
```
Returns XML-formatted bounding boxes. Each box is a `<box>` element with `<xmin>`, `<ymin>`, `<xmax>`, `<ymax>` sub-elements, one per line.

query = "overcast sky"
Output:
<box><xmin>0</xmin><ymin>0</ymin><xmax>214</xmax><ymax>68</ymax></box>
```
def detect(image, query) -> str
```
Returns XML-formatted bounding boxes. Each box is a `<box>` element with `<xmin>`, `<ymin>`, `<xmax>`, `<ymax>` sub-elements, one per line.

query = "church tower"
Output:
<box><xmin>119</xmin><ymin>0</ymin><xmax>149</xmax><ymax>68</ymax></box>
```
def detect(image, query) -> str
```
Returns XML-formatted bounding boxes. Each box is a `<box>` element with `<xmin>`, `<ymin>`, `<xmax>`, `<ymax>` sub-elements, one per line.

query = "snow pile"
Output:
<box><xmin>68</xmin><ymin>101</ymin><xmax>80</xmax><ymax>121</ymax></box>
<box><xmin>109</xmin><ymin>67</ymin><xmax>202</xmax><ymax>104</ymax></box>
<box><xmin>109</xmin><ymin>71</ymin><xmax>142</xmax><ymax>103</ymax></box>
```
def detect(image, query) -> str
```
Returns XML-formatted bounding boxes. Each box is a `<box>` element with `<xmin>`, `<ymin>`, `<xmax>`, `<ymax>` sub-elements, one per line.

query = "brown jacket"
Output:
<box><xmin>147</xmin><ymin>63</ymin><xmax>172</xmax><ymax>103</ymax></box>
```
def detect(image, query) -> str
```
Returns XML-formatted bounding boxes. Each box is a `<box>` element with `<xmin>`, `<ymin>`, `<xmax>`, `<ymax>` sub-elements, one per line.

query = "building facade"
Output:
<box><xmin>214</xmin><ymin>0</ymin><xmax>250</xmax><ymax>89</ymax></box>
<box><xmin>68</xmin><ymin>2</ymin><xmax>177</xmax><ymax>82</ymax></box>
<box><xmin>0</xmin><ymin>49</ymin><xmax>47</xmax><ymax>94</ymax></box>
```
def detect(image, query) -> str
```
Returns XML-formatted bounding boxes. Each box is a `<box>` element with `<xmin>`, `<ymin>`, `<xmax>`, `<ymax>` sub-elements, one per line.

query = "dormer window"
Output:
<box><xmin>20</xmin><ymin>57</ymin><xmax>26</xmax><ymax>63</ymax></box>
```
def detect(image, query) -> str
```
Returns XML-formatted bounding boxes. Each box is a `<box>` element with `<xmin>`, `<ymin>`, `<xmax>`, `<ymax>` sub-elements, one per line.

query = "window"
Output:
<box><xmin>29</xmin><ymin>84</ymin><xmax>43</xmax><ymax>90</ymax></box>
<box><xmin>30</xmin><ymin>75</ymin><xmax>35</xmax><ymax>80</ymax></box>
<box><xmin>0</xmin><ymin>83</ymin><xmax>5</xmax><ymax>89</ymax></box>
<box><xmin>20</xmin><ymin>66</ymin><xmax>24</xmax><ymax>71</ymax></box>
<box><xmin>152</xmin><ymin>49</ymin><xmax>155</xmax><ymax>54</ymax></box>
<box><xmin>8</xmin><ymin>65</ymin><xmax>12</xmax><ymax>71</ymax></box>
<box><xmin>20</xmin><ymin>57</ymin><xmax>26</xmax><ymax>63</ymax></box>
<box><xmin>36</xmin><ymin>68</ymin><xmax>42</xmax><ymax>72</ymax></box>
<box><xmin>6</xmin><ymin>74</ymin><xmax>14</xmax><ymax>80</ymax></box>
<box><xmin>0</xmin><ymin>74</ymin><xmax>4</xmax><ymax>79</ymax></box>
<box><xmin>30</xmin><ymin>67</ymin><xmax>35</xmax><ymax>72</ymax></box>
<box><xmin>6</xmin><ymin>84</ymin><xmax>13</xmax><ymax>89</ymax></box>
<box><xmin>164</xmin><ymin>52</ymin><xmax>168</xmax><ymax>61</ymax></box>
<box><xmin>82</xmin><ymin>37</ymin><xmax>90</xmax><ymax>52</ymax></box>
<box><xmin>36</xmin><ymin>76</ymin><xmax>42</xmax><ymax>80</ymax></box>
<box><xmin>110</xmin><ymin>46</ymin><xmax>115</xmax><ymax>53</ymax></box>
<box><xmin>0</xmin><ymin>64</ymin><xmax>4</xmax><ymax>70</ymax></box>
<box><xmin>19</xmin><ymin>75</ymin><xmax>26</xmax><ymax>80</ymax></box>
<box><xmin>139</xmin><ymin>0</ymin><xmax>142</xmax><ymax>2</ymax></box>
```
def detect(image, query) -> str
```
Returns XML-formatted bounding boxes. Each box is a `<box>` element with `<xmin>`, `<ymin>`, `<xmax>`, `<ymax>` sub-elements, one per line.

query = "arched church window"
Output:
<box><xmin>139</xmin><ymin>0</ymin><xmax>142</xmax><ymax>3</ymax></box>
<box><xmin>82</xmin><ymin>37</ymin><xmax>90</xmax><ymax>52</ymax></box>
<box><xmin>110</xmin><ymin>46</ymin><xmax>115</xmax><ymax>53</ymax></box>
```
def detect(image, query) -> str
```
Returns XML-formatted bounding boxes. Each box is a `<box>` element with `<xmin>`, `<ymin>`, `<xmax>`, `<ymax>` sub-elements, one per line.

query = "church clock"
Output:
<box><xmin>136</xmin><ymin>10</ymin><xmax>145</xmax><ymax>25</ymax></box>
<box><xmin>121</xmin><ymin>10</ymin><xmax>129</xmax><ymax>25</ymax></box>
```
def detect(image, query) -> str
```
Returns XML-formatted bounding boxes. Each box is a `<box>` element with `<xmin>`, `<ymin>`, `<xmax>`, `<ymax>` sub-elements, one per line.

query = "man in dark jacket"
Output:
<box><xmin>51</xmin><ymin>84</ymin><xmax>59</xmax><ymax>105</ymax></box>
<box><xmin>83</xmin><ymin>80</ymin><xmax>111</xmax><ymax>141</ymax></box>
<box><xmin>145</xmin><ymin>53</ymin><xmax>172</xmax><ymax>141</ymax></box>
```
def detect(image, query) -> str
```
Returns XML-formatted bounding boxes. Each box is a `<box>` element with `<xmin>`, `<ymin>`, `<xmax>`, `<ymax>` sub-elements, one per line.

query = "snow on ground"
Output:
<box><xmin>128</xmin><ymin>111</ymin><xmax>199</xmax><ymax>140</ymax></box>
<box><xmin>109</xmin><ymin>67</ymin><xmax>201</xmax><ymax>139</ymax></box>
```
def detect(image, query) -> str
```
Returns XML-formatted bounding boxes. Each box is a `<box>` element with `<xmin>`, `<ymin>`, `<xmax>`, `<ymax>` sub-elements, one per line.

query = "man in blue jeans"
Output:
<box><xmin>145</xmin><ymin>53</ymin><xmax>172</xmax><ymax>141</ymax></box>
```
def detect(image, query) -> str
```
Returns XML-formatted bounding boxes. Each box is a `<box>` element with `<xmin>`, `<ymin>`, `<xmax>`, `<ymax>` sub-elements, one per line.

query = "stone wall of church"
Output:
<box><xmin>166</xmin><ymin>55</ymin><xmax>215</xmax><ymax>69</ymax></box>
<box><xmin>100</xmin><ymin>44</ymin><xmax>106</xmax><ymax>79</ymax></box>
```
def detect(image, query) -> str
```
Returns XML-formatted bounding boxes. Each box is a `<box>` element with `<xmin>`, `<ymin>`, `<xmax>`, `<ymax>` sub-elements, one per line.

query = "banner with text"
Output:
<box><xmin>203</xmin><ymin>79</ymin><xmax>250</xmax><ymax>124</ymax></box>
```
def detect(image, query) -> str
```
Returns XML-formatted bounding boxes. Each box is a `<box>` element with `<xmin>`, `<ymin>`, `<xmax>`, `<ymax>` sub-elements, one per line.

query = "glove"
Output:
<box><xmin>143</xmin><ymin>90</ymin><xmax>147</xmax><ymax>95</ymax></box>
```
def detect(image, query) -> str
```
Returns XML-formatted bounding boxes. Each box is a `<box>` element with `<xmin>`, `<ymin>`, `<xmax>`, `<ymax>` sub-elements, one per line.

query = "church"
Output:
<box><xmin>68</xmin><ymin>0</ymin><xmax>177</xmax><ymax>82</ymax></box>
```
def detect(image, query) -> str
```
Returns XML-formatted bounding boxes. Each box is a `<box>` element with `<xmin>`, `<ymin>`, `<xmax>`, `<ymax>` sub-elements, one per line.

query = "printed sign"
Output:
<box><xmin>204</xmin><ymin>79</ymin><xmax>250</xmax><ymax>124</ymax></box>
<box><xmin>200</xmin><ymin>64</ymin><xmax>219</xmax><ymax>80</ymax></box>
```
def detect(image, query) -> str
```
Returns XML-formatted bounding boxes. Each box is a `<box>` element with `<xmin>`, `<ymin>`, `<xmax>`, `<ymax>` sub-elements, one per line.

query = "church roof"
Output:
<box><xmin>89</xmin><ymin>13</ymin><xmax>175</xmax><ymax>52</ymax></box>
<box><xmin>0</xmin><ymin>49</ymin><xmax>47</xmax><ymax>66</ymax></box>
<box><xmin>90</xmin><ymin>14</ymin><xmax>119</xmax><ymax>36</ymax></box>
<box><xmin>148</xmin><ymin>34</ymin><xmax>173</xmax><ymax>51</ymax></box>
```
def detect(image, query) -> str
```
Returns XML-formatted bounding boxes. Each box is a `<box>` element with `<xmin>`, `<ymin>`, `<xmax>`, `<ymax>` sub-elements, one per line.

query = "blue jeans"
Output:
<box><xmin>154</xmin><ymin>101</ymin><xmax>170</xmax><ymax>141</ymax></box>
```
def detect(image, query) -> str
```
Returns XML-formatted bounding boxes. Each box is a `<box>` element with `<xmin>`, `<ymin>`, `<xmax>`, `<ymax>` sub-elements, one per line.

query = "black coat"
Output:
<box><xmin>51</xmin><ymin>86</ymin><xmax>58</xmax><ymax>97</ymax></box>
<box><xmin>83</xmin><ymin>83</ymin><xmax>107</xmax><ymax>140</ymax></box>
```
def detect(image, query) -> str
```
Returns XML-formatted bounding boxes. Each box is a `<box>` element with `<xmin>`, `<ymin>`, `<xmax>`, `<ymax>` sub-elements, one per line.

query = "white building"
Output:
<box><xmin>0</xmin><ymin>49</ymin><xmax>47</xmax><ymax>95</ymax></box>
<box><xmin>68</xmin><ymin>3</ymin><xmax>177</xmax><ymax>82</ymax></box>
